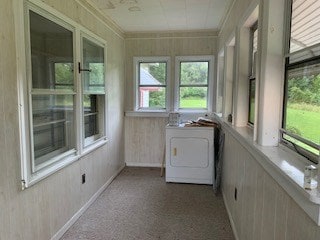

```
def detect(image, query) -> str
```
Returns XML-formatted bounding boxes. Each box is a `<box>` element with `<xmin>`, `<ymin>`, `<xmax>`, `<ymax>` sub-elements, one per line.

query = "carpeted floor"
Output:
<box><xmin>61</xmin><ymin>167</ymin><xmax>235</xmax><ymax>240</ymax></box>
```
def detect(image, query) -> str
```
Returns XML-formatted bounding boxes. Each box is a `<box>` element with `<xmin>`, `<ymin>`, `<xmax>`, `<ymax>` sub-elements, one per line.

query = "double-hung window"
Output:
<box><xmin>20</xmin><ymin>3</ymin><xmax>107</xmax><ymax>187</ymax></box>
<box><xmin>248</xmin><ymin>22</ymin><xmax>258</xmax><ymax>125</ymax></box>
<box><xmin>81</xmin><ymin>36</ymin><xmax>106</xmax><ymax>146</ymax></box>
<box><xmin>282</xmin><ymin>0</ymin><xmax>320</xmax><ymax>162</ymax></box>
<box><xmin>133</xmin><ymin>57</ymin><xmax>170</xmax><ymax>111</ymax></box>
<box><xmin>28</xmin><ymin>9</ymin><xmax>76</xmax><ymax>172</ymax></box>
<box><xmin>175</xmin><ymin>56</ymin><xmax>213</xmax><ymax>111</ymax></box>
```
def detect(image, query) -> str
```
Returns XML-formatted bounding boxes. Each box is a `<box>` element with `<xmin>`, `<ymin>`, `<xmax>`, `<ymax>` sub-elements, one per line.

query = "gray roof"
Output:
<box><xmin>140</xmin><ymin>68</ymin><xmax>161</xmax><ymax>85</ymax></box>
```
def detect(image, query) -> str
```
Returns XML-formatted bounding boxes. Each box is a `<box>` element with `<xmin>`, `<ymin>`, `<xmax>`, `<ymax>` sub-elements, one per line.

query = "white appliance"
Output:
<box><xmin>165</xmin><ymin>124</ymin><xmax>214</xmax><ymax>185</ymax></box>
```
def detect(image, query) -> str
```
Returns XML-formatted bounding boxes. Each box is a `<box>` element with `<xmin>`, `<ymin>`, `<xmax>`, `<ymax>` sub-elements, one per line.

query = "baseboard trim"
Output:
<box><xmin>222</xmin><ymin>190</ymin><xmax>239</xmax><ymax>240</ymax></box>
<box><xmin>125</xmin><ymin>162</ymin><xmax>163</xmax><ymax>168</ymax></box>
<box><xmin>51</xmin><ymin>164</ymin><xmax>125</xmax><ymax>240</ymax></box>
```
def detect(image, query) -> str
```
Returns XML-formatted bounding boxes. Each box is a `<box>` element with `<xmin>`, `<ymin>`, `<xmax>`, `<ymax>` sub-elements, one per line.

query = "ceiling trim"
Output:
<box><xmin>125</xmin><ymin>30</ymin><xmax>219</xmax><ymax>40</ymax></box>
<box><xmin>76</xmin><ymin>0</ymin><xmax>125</xmax><ymax>39</ymax></box>
<box><xmin>218</xmin><ymin>0</ymin><xmax>237</xmax><ymax>37</ymax></box>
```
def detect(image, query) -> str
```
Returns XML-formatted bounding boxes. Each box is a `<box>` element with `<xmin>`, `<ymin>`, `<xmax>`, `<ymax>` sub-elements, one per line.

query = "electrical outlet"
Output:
<box><xmin>82</xmin><ymin>174</ymin><xmax>86</xmax><ymax>184</ymax></box>
<box><xmin>234</xmin><ymin>187</ymin><xmax>237</xmax><ymax>201</ymax></box>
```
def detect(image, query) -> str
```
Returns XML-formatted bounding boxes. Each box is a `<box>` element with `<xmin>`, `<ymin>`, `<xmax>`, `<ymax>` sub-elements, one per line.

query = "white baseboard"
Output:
<box><xmin>125</xmin><ymin>162</ymin><xmax>164</xmax><ymax>168</ymax></box>
<box><xmin>222</xmin><ymin>190</ymin><xmax>239</xmax><ymax>240</ymax></box>
<box><xmin>51</xmin><ymin>164</ymin><xmax>125</xmax><ymax>240</ymax></box>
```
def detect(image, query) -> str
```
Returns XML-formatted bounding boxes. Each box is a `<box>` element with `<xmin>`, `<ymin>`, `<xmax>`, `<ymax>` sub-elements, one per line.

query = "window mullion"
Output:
<box><xmin>74</xmin><ymin>28</ymin><xmax>83</xmax><ymax>155</ymax></box>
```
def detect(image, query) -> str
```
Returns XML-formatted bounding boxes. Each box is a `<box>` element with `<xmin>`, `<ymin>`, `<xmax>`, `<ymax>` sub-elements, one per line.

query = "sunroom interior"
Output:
<box><xmin>1</xmin><ymin>0</ymin><xmax>320</xmax><ymax>239</ymax></box>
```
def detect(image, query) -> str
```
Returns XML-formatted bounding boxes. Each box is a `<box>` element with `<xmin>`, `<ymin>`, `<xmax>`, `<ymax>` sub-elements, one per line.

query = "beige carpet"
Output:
<box><xmin>61</xmin><ymin>167</ymin><xmax>235</xmax><ymax>240</ymax></box>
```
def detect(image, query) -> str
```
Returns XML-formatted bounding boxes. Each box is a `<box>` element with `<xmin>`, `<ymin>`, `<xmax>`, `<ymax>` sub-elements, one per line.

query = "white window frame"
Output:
<box><xmin>133</xmin><ymin>56</ymin><xmax>170</xmax><ymax>112</ymax></box>
<box><xmin>174</xmin><ymin>55</ymin><xmax>214</xmax><ymax>112</ymax></box>
<box><xmin>80</xmin><ymin>33</ymin><xmax>108</xmax><ymax>149</ymax></box>
<box><xmin>216</xmin><ymin>49</ymin><xmax>225</xmax><ymax>117</ymax></box>
<box><xmin>15</xmin><ymin>0</ymin><xmax>108</xmax><ymax>188</ymax></box>
<box><xmin>248</xmin><ymin>21</ymin><xmax>258</xmax><ymax>126</ymax></box>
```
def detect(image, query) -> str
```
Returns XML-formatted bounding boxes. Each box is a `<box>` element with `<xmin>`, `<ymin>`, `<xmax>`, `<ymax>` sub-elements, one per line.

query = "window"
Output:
<box><xmin>223</xmin><ymin>37</ymin><xmax>236</xmax><ymax>122</ymax></box>
<box><xmin>133</xmin><ymin>57</ymin><xmax>170</xmax><ymax>111</ymax></box>
<box><xmin>81</xmin><ymin>37</ymin><xmax>106</xmax><ymax>146</ymax></box>
<box><xmin>175</xmin><ymin>56</ymin><xmax>213</xmax><ymax>111</ymax></box>
<box><xmin>282</xmin><ymin>0</ymin><xmax>320</xmax><ymax>162</ymax></box>
<box><xmin>216</xmin><ymin>50</ymin><xmax>225</xmax><ymax>117</ymax></box>
<box><xmin>20</xmin><ymin>4</ymin><xmax>107</xmax><ymax>187</ymax></box>
<box><xmin>248</xmin><ymin>22</ymin><xmax>258</xmax><ymax>125</ymax></box>
<box><xmin>28</xmin><ymin>10</ymin><xmax>76</xmax><ymax>172</ymax></box>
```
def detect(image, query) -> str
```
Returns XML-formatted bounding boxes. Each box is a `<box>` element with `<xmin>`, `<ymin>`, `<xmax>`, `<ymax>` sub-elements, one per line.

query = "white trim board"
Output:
<box><xmin>125</xmin><ymin>162</ymin><xmax>163</xmax><ymax>168</ymax></box>
<box><xmin>50</xmin><ymin>164</ymin><xmax>125</xmax><ymax>240</ymax></box>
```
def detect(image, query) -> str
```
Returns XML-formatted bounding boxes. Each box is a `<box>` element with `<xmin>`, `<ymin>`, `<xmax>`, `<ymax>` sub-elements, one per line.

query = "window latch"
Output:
<box><xmin>78</xmin><ymin>62</ymin><xmax>92</xmax><ymax>73</ymax></box>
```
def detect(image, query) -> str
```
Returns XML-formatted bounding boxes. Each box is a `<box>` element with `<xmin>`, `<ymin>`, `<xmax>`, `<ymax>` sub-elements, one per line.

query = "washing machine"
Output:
<box><xmin>165</xmin><ymin>124</ymin><xmax>214</xmax><ymax>185</ymax></box>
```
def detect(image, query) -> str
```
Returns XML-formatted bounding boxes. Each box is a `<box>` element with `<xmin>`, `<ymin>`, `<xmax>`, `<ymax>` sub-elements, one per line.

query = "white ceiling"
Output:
<box><xmin>89</xmin><ymin>0</ymin><xmax>234</xmax><ymax>32</ymax></box>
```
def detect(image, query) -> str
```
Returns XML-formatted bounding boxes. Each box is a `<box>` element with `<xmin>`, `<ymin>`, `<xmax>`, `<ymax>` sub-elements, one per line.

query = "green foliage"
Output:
<box><xmin>89</xmin><ymin>63</ymin><xmax>104</xmax><ymax>85</ymax></box>
<box><xmin>286</xmin><ymin>125</ymin><xmax>301</xmax><ymax>135</ymax></box>
<box><xmin>149</xmin><ymin>91</ymin><xmax>165</xmax><ymax>108</ymax></box>
<box><xmin>181</xmin><ymin>87</ymin><xmax>206</xmax><ymax>98</ymax></box>
<box><xmin>288</xmin><ymin>74</ymin><xmax>320</xmax><ymax>105</ymax></box>
<box><xmin>179</xmin><ymin>62</ymin><xmax>208</xmax><ymax>99</ymax></box>
<box><xmin>180</xmin><ymin>62</ymin><xmax>208</xmax><ymax>84</ymax></box>
<box><xmin>55</xmin><ymin>63</ymin><xmax>73</xmax><ymax>85</ymax></box>
<box><xmin>145</xmin><ymin>63</ymin><xmax>166</xmax><ymax>84</ymax></box>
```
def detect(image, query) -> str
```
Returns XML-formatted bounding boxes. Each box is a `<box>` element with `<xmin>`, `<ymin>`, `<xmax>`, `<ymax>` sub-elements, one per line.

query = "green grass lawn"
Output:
<box><xmin>180</xmin><ymin>98</ymin><xmax>319</xmax><ymax>147</ymax></box>
<box><xmin>180</xmin><ymin>97</ymin><xmax>206</xmax><ymax>108</ymax></box>
<box><xmin>286</xmin><ymin>104</ymin><xmax>320</xmax><ymax>144</ymax></box>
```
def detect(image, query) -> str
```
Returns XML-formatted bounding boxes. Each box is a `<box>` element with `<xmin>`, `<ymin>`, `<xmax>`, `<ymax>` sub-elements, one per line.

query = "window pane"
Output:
<box><xmin>216</xmin><ymin>55</ymin><xmax>224</xmax><ymax>114</ymax></box>
<box><xmin>54</xmin><ymin>63</ymin><xmax>74</xmax><ymax>90</ymax></box>
<box><xmin>30</xmin><ymin>11</ymin><xmax>74</xmax><ymax>90</ymax></box>
<box><xmin>180</xmin><ymin>87</ymin><xmax>207</xmax><ymax>108</ymax></box>
<box><xmin>180</xmin><ymin>62</ymin><xmax>208</xmax><ymax>85</ymax></box>
<box><xmin>248</xmin><ymin>79</ymin><xmax>255</xmax><ymax>124</ymax></box>
<box><xmin>139</xmin><ymin>62</ymin><xmax>166</xmax><ymax>85</ymax></box>
<box><xmin>284</xmin><ymin>63</ymin><xmax>320</xmax><ymax>146</ymax></box>
<box><xmin>83</xmin><ymin>94</ymin><xmax>104</xmax><ymax>143</ymax></box>
<box><xmin>32</xmin><ymin>95</ymin><xmax>74</xmax><ymax>166</ymax></box>
<box><xmin>83</xmin><ymin>38</ymin><xmax>105</xmax><ymax>93</ymax></box>
<box><xmin>290</xmin><ymin>1</ymin><xmax>320</xmax><ymax>53</ymax></box>
<box><xmin>84</xmin><ymin>115</ymin><xmax>99</xmax><ymax>138</ymax></box>
<box><xmin>251</xmin><ymin>27</ymin><xmax>258</xmax><ymax>77</ymax></box>
<box><xmin>139</xmin><ymin>87</ymin><xmax>166</xmax><ymax>108</ymax></box>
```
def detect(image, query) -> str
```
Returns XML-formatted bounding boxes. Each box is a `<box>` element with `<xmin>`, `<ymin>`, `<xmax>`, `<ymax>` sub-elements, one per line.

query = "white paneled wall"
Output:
<box><xmin>125</xmin><ymin>117</ymin><xmax>167</xmax><ymax>167</ymax></box>
<box><xmin>0</xmin><ymin>0</ymin><xmax>125</xmax><ymax>239</ymax></box>
<box><xmin>222</xmin><ymin>128</ymin><xmax>320</xmax><ymax>240</ymax></box>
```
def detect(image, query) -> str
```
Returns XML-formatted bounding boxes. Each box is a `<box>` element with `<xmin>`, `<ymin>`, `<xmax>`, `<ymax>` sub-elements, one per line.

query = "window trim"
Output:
<box><xmin>281</xmin><ymin>56</ymin><xmax>320</xmax><ymax>163</ymax></box>
<box><xmin>16</xmin><ymin>0</ymin><xmax>108</xmax><ymax>189</ymax></box>
<box><xmin>80</xmin><ymin>33</ymin><xmax>107</xmax><ymax>148</ymax></box>
<box><xmin>133</xmin><ymin>56</ymin><xmax>170</xmax><ymax>112</ymax></box>
<box><xmin>26</xmin><ymin>5</ymin><xmax>78</xmax><ymax>174</ymax></box>
<box><xmin>248</xmin><ymin>22</ymin><xmax>258</xmax><ymax>126</ymax></box>
<box><xmin>215</xmin><ymin>48</ymin><xmax>225</xmax><ymax>117</ymax></box>
<box><xmin>174</xmin><ymin>55</ymin><xmax>214</xmax><ymax>112</ymax></box>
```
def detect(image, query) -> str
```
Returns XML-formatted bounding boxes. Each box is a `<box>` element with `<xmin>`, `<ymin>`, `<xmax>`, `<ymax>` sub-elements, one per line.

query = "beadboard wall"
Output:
<box><xmin>125</xmin><ymin>117</ymin><xmax>167</xmax><ymax>167</ymax></box>
<box><xmin>222</xmin><ymin>127</ymin><xmax>320</xmax><ymax>240</ymax></box>
<box><xmin>124</xmin><ymin>32</ymin><xmax>217</xmax><ymax>166</ymax></box>
<box><xmin>0</xmin><ymin>0</ymin><xmax>125</xmax><ymax>239</ymax></box>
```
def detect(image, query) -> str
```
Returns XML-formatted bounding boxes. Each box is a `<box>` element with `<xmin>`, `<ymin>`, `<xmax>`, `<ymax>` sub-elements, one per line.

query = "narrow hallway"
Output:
<box><xmin>61</xmin><ymin>167</ymin><xmax>234</xmax><ymax>240</ymax></box>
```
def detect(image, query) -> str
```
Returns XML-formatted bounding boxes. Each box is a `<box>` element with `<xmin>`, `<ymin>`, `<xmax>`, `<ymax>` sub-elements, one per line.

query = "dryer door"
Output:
<box><xmin>170</xmin><ymin>137</ymin><xmax>209</xmax><ymax>168</ymax></box>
